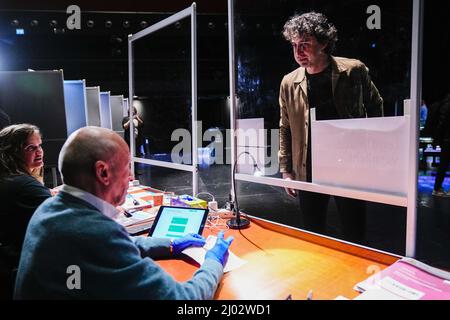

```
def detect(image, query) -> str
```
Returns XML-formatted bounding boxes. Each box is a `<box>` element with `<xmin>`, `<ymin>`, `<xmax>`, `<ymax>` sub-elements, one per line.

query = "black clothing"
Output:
<box><xmin>298</xmin><ymin>190</ymin><xmax>367</xmax><ymax>244</ymax></box>
<box><xmin>301</xmin><ymin>64</ymin><xmax>366</xmax><ymax>244</ymax></box>
<box><xmin>0</xmin><ymin>174</ymin><xmax>51</xmax><ymax>248</ymax></box>
<box><xmin>122</xmin><ymin>116</ymin><xmax>132</xmax><ymax>146</ymax></box>
<box><xmin>122</xmin><ymin>116</ymin><xmax>143</xmax><ymax>154</ymax></box>
<box><xmin>0</xmin><ymin>174</ymin><xmax>51</xmax><ymax>299</ymax></box>
<box><xmin>306</xmin><ymin>65</ymin><xmax>338</xmax><ymax>121</ymax></box>
<box><xmin>305</xmin><ymin>64</ymin><xmax>337</xmax><ymax>183</ymax></box>
<box><xmin>433</xmin><ymin>96</ymin><xmax>450</xmax><ymax>191</ymax></box>
<box><xmin>435</xmin><ymin>97</ymin><xmax>450</xmax><ymax>142</ymax></box>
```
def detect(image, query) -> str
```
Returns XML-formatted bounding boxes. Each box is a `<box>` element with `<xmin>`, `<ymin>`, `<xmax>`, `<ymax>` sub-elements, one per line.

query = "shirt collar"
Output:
<box><xmin>61</xmin><ymin>184</ymin><xmax>119</xmax><ymax>220</ymax></box>
<box><xmin>293</xmin><ymin>56</ymin><xmax>348</xmax><ymax>84</ymax></box>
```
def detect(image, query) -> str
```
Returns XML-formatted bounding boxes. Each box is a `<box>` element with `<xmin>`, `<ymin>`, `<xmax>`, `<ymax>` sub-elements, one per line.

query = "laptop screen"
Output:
<box><xmin>148</xmin><ymin>206</ymin><xmax>209</xmax><ymax>239</ymax></box>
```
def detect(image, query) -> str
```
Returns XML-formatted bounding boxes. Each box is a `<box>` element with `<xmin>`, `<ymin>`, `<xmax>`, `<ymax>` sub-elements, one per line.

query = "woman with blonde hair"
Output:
<box><xmin>0</xmin><ymin>123</ymin><xmax>51</xmax><ymax>299</ymax></box>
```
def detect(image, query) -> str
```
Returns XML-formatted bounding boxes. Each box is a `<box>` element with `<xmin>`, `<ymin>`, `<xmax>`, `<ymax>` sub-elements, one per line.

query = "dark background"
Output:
<box><xmin>1</xmin><ymin>1</ymin><xmax>449</xmax><ymax>150</ymax></box>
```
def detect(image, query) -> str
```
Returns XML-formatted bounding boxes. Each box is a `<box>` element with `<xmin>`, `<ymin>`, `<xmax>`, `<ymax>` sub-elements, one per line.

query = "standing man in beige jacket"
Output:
<box><xmin>279</xmin><ymin>12</ymin><xmax>383</xmax><ymax>243</ymax></box>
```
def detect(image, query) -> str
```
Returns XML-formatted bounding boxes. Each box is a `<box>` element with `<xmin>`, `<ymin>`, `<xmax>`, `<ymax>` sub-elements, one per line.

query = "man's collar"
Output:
<box><xmin>293</xmin><ymin>56</ymin><xmax>349</xmax><ymax>84</ymax></box>
<box><xmin>60</xmin><ymin>184</ymin><xmax>119</xmax><ymax>220</ymax></box>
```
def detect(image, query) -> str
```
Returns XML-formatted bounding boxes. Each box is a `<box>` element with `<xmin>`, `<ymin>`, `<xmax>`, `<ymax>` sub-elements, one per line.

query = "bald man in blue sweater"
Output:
<box><xmin>14</xmin><ymin>127</ymin><xmax>233</xmax><ymax>299</ymax></box>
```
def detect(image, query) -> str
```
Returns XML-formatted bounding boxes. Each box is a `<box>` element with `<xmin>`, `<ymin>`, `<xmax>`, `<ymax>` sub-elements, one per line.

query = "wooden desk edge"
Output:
<box><xmin>247</xmin><ymin>215</ymin><xmax>401</xmax><ymax>266</ymax></box>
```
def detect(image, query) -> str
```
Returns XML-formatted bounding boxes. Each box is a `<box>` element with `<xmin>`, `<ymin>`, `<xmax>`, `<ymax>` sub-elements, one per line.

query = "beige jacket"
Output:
<box><xmin>278</xmin><ymin>56</ymin><xmax>384</xmax><ymax>181</ymax></box>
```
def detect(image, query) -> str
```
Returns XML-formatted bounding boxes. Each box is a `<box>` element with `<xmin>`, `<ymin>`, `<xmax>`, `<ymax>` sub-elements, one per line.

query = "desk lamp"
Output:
<box><xmin>227</xmin><ymin>151</ymin><xmax>262</xmax><ymax>229</ymax></box>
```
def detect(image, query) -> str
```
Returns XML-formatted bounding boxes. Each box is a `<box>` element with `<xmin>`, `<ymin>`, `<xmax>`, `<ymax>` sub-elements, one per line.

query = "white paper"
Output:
<box><xmin>182</xmin><ymin>235</ymin><xmax>247</xmax><ymax>273</ymax></box>
<box><xmin>334</xmin><ymin>296</ymin><xmax>350</xmax><ymax>300</ymax></box>
<box><xmin>121</xmin><ymin>192</ymin><xmax>154</xmax><ymax>210</ymax></box>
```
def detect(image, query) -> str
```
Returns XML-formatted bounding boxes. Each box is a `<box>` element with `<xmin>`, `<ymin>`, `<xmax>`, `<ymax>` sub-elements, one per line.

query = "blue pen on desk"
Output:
<box><xmin>128</xmin><ymin>194</ymin><xmax>139</xmax><ymax>206</ymax></box>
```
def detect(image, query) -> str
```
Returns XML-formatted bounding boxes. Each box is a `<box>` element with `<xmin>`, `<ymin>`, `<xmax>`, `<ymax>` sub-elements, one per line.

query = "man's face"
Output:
<box><xmin>291</xmin><ymin>35</ymin><xmax>327</xmax><ymax>68</ymax></box>
<box><xmin>109</xmin><ymin>146</ymin><xmax>131</xmax><ymax>207</ymax></box>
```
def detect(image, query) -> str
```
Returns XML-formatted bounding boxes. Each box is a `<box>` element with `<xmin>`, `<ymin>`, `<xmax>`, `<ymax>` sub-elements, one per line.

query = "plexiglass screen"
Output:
<box><xmin>233</xmin><ymin>0</ymin><xmax>412</xmax><ymax>253</ymax></box>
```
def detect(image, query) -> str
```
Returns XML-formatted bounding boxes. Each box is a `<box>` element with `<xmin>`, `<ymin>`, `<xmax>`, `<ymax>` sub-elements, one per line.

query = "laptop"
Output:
<box><xmin>148</xmin><ymin>206</ymin><xmax>209</xmax><ymax>240</ymax></box>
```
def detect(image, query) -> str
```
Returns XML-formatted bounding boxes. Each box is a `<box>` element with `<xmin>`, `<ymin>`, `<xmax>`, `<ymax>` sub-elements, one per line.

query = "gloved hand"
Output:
<box><xmin>171</xmin><ymin>233</ymin><xmax>206</xmax><ymax>255</ymax></box>
<box><xmin>205</xmin><ymin>231</ymin><xmax>234</xmax><ymax>266</ymax></box>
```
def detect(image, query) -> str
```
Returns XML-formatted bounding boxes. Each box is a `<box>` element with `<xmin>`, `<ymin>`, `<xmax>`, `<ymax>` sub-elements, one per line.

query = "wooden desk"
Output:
<box><xmin>157</xmin><ymin>215</ymin><xmax>400</xmax><ymax>300</ymax></box>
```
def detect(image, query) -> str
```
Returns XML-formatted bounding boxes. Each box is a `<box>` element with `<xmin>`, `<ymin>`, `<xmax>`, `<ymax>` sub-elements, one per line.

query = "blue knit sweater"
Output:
<box><xmin>14</xmin><ymin>192</ymin><xmax>223</xmax><ymax>299</ymax></box>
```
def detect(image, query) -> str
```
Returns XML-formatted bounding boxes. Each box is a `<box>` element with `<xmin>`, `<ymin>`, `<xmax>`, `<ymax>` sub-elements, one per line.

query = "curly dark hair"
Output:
<box><xmin>282</xmin><ymin>12</ymin><xmax>338</xmax><ymax>54</ymax></box>
<box><xmin>0</xmin><ymin>123</ymin><xmax>41</xmax><ymax>177</ymax></box>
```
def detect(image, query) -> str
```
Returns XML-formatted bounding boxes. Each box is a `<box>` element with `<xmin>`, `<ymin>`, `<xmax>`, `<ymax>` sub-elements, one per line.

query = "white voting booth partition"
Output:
<box><xmin>236</xmin><ymin>118</ymin><xmax>268</xmax><ymax>176</ymax></box>
<box><xmin>63</xmin><ymin>80</ymin><xmax>88</xmax><ymax>136</ymax></box>
<box><xmin>99</xmin><ymin>91</ymin><xmax>112</xmax><ymax>130</ymax></box>
<box><xmin>111</xmin><ymin>95</ymin><xmax>125</xmax><ymax>137</ymax></box>
<box><xmin>123</xmin><ymin>98</ymin><xmax>129</xmax><ymax>116</ymax></box>
<box><xmin>311</xmin><ymin>105</ymin><xmax>410</xmax><ymax>196</ymax></box>
<box><xmin>86</xmin><ymin>86</ymin><xmax>101</xmax><ymax>127</ymax></box>
<box><xmin>128</xmin><ymin>3</ymin><xmax>199</xmax><ymax>195</ymax></box>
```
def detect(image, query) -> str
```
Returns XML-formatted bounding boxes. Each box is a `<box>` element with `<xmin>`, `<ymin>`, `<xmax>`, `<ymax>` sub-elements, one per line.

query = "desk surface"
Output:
<box><xmin>157</xmin><ymin>215</ymin><xmax>399</xmax><ymax>300</ymax></box>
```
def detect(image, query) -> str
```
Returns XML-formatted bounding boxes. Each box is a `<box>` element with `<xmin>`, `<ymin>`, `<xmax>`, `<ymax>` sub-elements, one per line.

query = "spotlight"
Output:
<box><xmin>208</xmin><ymin>22</ymin><xmax>215</xmax><ymax>30</ymax></box>
<box><xmin>112</xmin><ymin>48</ymin><xmax>122</xmax><ymax>56</ymax></box>
<box><xmin>123</xmin><ymin>20</ymin><xmax>130</xmax><ymax>28</ymax></box>
<box><xmin>53</xmin><ymin>28</ymin><xmax>65</xmax><ymax>35</ymax></box>
<box><xmin>30</xmin><ymin>20</ymin><xmax>39</xmax><ymax>27</ymax></box>
<box><xmin>86</xmin><ymin>20</ymin><xmax>94</xmax><ymax>28</ymax></box>
<box><xmin>105</xmin><ymin>20</ymin><xmax>112</xmax><ymax>28</ymax></box>
<box><xmin>140</xmin><ymin>21</ymin><xmax>148</xmax><ymax>29</ymax></box>
<box><xmin>110</xmin><ymin>36</ymin><xmax>123</xmax><ymax>44</ymax></box>
<box><xmin>49</xmin><ymin>20</ymin><xmax>58</xmax><ymax>27</ymax></box>
<box><xmin>11</xmin><ymin>19</ymin><xmax>19</xmax><ymax>27</ymax></box>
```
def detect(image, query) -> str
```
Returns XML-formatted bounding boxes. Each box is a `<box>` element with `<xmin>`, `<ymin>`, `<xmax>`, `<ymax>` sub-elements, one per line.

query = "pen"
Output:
<box><xmin>306</xmin><ymin>289</ymin><xmax>313</xmax><ymax>300</ymax></box>
<box><xmin>123</xmin><ymin>209</ymin><xmax>133</xmax><ymax>218</ymax></box>
<box><xmin>128</xmin><ymin>194</ymin><xmax>139</xmax><ymax>206</ymax></box>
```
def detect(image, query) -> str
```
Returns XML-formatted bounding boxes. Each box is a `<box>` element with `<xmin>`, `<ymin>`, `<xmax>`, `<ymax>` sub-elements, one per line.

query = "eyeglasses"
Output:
<box><xmin>23</xmin><ymin>144</ymin><xmax>43</xmax><ymax>152</ymax></box>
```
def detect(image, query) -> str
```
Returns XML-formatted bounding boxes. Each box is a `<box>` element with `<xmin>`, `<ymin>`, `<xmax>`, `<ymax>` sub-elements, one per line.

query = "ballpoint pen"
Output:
<box><xmin>128</xmin><ymin>194</ymin><xmax>139</xmax><ymax>205</ymax></box>
<box><xmin>123</xmin><ymin>209</ymin><xmax>133</xmax><ymax>218</ymax></box>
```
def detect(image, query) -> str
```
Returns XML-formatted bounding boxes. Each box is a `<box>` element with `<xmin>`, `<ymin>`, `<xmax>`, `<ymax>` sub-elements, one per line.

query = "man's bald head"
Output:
<box><xmin>59</xmin><ymin>126</ymin><xmax>129</xmax><ymax>188</ymax></box>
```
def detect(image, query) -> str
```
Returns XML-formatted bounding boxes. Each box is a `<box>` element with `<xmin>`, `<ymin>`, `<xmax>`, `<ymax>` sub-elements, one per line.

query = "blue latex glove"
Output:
<box><xmin>205</xmin><ymin>231</ymin><xmax>234</xmax><ymax>266</ymax></box>
<box><xmin>172</xmin><ymin>233</ymin><xmax>206</xmax><ymax>255</ymax></box>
